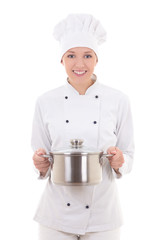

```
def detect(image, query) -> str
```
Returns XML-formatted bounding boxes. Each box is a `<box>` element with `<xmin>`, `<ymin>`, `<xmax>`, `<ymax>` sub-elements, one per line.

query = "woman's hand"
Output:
<box><xmin>107</xmin><ymin>146</ymin><xmax>124</xmax><ymax>172</ymax></box>
<box><xmin>32</xmin><ymin>148</ymin><xmax>51</xmax><ymax>177</ymax></box>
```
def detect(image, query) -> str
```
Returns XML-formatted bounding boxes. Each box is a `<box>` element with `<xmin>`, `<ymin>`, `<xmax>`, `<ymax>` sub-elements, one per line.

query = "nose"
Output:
<box><xmin>74</xmin><ymin>57</ymin><xmax>85</xmax><ymax>68</ymax></box>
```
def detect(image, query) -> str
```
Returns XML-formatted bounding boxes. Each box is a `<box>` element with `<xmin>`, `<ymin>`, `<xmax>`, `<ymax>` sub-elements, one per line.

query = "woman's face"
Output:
<box><xmin>61</xmin><ymin>47</ymin><xmax>98</xmax><ymax>87</ymax></box>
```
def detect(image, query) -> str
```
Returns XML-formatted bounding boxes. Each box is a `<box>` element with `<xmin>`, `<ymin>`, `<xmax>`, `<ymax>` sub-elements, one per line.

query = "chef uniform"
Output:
<box><xmin>31</xmin><ymin>14</ymin><xmax>134</xmax><ymax>240</ymax></box>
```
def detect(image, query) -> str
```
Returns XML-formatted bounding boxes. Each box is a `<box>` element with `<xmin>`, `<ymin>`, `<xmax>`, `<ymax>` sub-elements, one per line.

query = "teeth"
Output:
<box><xmin>73</xmin><ymin>71</ymin><xmax>86</xmax><ymax>75</ymax></box>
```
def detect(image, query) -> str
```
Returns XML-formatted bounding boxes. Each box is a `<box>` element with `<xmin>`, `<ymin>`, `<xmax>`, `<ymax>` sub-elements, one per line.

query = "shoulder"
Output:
<box><xmin>36</xmin><ymin>85</ymin><xmax>66</xmax><ymax>104</ymax></box>
<box><xmin>34</xmin><ymin>85</ymin><xmax>66</xmax><ymax>113</ymax></box>
<box><xmin>98</xmin><ymin>83</ymin><xmax>129</xmax><ymax>102</ymax></box>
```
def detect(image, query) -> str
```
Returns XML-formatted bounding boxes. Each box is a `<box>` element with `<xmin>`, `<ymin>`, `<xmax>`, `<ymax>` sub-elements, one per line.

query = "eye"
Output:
<box><xmin>67</xmin><ymin>54</ymin><xmax>75</xmax><ymax>58</ymax></box>
<box><xmin>84</xmin><ymin>55</ymin><xmax>92</xmax><ymax>59</ymax></box>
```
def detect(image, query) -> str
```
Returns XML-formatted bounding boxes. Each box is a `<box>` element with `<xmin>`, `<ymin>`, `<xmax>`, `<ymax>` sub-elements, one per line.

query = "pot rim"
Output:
<box><xmin>49</xmin><ymin>151</ymin><xmax>103</xmax><ymax>156</ymax></box>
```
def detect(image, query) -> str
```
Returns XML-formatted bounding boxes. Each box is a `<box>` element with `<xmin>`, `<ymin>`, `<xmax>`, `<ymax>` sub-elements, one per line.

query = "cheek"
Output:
<box><xmin>63</xmin><ymin>60</ymin><xmax>73</xmax><ymax>69</ymax></box>
<box><xmin>89</xmin><ymin>61</ymin><xmax>97</xmax><ymax>71</ymax></box>
<box><xmin>64</xmin><ymin>64</ymin><xmax>74</xmax><ymax>77</ymax></box>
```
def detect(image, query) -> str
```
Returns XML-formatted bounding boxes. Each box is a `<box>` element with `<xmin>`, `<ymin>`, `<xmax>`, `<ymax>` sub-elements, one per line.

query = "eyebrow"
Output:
<box><xmin>67</xmin><ymin>51</ymin><xmax>93</xmax><ymax>53</ymax></box>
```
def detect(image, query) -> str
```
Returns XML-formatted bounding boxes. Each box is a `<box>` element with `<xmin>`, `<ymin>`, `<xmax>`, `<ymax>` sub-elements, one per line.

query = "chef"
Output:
<box><xmin>31</xmin><ymin>14</ymin><xmax>134</xmax><ymax>240</ymax></box>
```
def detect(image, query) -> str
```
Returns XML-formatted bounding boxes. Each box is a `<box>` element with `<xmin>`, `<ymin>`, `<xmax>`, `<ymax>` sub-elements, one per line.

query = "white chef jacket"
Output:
<box><xmin>31</xmin><ymin>75</ymin><xmax>134</xmax><ymax>235</ymax></box>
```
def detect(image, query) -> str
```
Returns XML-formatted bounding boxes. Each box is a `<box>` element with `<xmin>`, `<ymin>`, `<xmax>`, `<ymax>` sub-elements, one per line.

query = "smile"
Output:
<box><xmin>73</xmin><ymin>70</ymin><xmax>87</xmax><ymax>76</ymax></box>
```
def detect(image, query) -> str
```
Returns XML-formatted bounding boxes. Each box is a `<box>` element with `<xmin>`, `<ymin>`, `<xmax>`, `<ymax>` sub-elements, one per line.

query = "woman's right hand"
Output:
<box><xmin>32</xmin><ymin>148</ymin><xmax>51</xmax><ymax>177</ymax></box>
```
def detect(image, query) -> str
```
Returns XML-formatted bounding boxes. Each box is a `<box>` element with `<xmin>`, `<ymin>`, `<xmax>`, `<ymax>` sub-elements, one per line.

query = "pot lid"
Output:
<box><xmin>51</xmin><ymin>139</ymin><xmax>102</xmax><ymax>155</ymax></box>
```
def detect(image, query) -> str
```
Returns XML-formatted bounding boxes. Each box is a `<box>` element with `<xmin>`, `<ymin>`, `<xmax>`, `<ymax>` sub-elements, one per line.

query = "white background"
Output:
<box><xmin>0</xmin><ymin>0</ymin><xmax>160</xmax><ymax>239</ymax></box>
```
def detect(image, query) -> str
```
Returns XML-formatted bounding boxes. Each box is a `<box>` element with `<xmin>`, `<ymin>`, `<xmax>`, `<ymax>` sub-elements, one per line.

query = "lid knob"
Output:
<box><xmin>70</xmin><ymin>139</ymin><xmax>84</xmax><ymax>148</ymax></box>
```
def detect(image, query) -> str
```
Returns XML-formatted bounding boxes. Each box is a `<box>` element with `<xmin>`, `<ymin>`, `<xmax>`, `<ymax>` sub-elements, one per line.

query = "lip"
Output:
<box><xmin>72</xmin><ymin>70</ymin><xmax>87</xmax><ymax>77</ymax></box>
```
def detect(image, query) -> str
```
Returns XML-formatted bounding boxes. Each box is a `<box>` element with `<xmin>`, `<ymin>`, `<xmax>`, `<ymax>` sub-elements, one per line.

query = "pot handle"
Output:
<box><xmin>102</xmin><ymin>154</ymin><xmax>113</xmax><ymax>158</ymax></box>
<box><xmin>100</xmin><ymin>153</ymin><xmax>113</xmax><ymax>165</ymax></box>
<box><xmin>41</xmin><ymin>154</ymin><xmax>54</xmax><ymax>163</ymax></box>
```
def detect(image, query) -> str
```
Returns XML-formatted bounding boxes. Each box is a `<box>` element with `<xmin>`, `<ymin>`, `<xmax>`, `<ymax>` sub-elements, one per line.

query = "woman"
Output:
<box><xmin>31</xmin><ymin>14</ymin><xmax>134</xmax><ymax>240</ymax></box>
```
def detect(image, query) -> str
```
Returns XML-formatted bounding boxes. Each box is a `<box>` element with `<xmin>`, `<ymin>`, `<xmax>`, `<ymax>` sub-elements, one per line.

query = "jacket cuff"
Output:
<box><xmin>112</xmin><ymin>168</ymin><xmax>122</xmax><ymax>179</ymax></box>
<box><xmin>34</xmin><ymin>166</ymin><xmax>51</xmax><ymax>180</ymax></box>
<box><xmin>119</xmin><ymin>153</ymin><xmax>133</xmax><ymax>175</ymax></box>
<box><xmin>112</xmin><ymin>153</ymin><xmax>133</xmax><ymax>178</ymax></box>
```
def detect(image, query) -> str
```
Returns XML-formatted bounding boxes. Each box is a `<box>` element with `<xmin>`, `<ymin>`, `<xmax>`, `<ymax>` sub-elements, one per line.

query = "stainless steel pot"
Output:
<box><xmin>42</xmin><ymin>139</ymin><xmax>112</xmax><ymax>186</ymax></box>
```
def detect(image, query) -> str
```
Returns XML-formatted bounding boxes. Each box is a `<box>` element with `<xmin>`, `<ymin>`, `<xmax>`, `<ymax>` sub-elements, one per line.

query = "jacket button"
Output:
<box><xmin>67</xmin><ymin>203</ymin><xmax>70</xmax><ymax>206</ymax></box>
<box><xmin>85</xmin><ymin>205</ymin><xmax>89</xmax><ymax>209</ymax></box>
<box><xmin>93</xmin><ymin>121</ymin><xmax>97</xmax><ymax>124</ymax></box>
<box><xmin>66</xmin><ymin>120</ymin><xmax>69</xmax><ymax>123</ymax></box>
<box><xmin>65</xmin><ymin>96</ymin><xmax>68</xmax><ymax>99</ymax></box>
<box><xmin>95</xmin><ymin>95</ymin><xmax>99</xmax><ymax>98</ymax></box>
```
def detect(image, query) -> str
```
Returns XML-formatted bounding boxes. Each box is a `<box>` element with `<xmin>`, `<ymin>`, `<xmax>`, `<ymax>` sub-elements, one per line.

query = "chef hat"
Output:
<box><xmin>53</xmin><ymin>14</ymin><xmax>107</xmax><ymax>59</ymax></box>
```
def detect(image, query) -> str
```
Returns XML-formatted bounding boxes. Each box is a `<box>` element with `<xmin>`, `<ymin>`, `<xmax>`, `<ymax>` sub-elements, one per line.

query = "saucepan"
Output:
<box><xmin>42</xmin><ymin>139</ymin><xmax>112</xmax><ymax>186</ymax></box>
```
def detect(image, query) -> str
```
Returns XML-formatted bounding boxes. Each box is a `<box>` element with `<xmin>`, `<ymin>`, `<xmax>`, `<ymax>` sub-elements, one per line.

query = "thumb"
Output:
<box><xmin>107</xmin><ymin>146</ymin><xmax>117</xmax><ymax>155</ymax></box>
<box><xmin>36</xmin><ymin>148</ymin><xmax>46</xmax><ymax>155</ymax></box>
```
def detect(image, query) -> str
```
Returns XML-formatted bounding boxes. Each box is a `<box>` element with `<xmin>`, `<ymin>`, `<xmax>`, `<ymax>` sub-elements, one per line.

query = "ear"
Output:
<box><xmin>94</xmin><ymin>53</ymin><xmax>98</xmax><ymax>65</ymax></box>
<box><xmin>95</xmin><ymin>57</ymin><xmax>98</xmax><ymax>66</ymax></box>
<box><xmin>61</xmin><ymin>58</ymin><xmax>64</xmax><ymax>65</ymax></box>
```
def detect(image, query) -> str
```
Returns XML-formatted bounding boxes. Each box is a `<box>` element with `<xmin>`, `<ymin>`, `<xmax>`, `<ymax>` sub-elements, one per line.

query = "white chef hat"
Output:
<box><xmin>53</xmin><ymin>14</ymin><xmax>107</xmax><ymax>59</ymax></box>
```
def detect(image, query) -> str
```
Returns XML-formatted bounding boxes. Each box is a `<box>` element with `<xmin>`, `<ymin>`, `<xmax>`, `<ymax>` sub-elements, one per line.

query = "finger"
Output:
<box><xmin>107</xmin><ymin>146</ymin><xmax>116</xmax><ymax>154</ymax></box>
<box><xmin>110</xmin><ymin>154</ymin><xmax>120</xmax><ymax>161</ymax></box>
<box><xmin>112</xmin><ymin>154</ymin><xmax>124</xmax><ymax>162</ymax></box>
<box><xmin>34</xmin><ymin>160</ymin><xmax>50</xmax><ymax>165</ymax></box>
<box><xmin>109</xmin><ymin>156</ymin><xmax>124</xmax><ymax>166</ymax></box>
<box><xmin>107</xmin><ymin>150</ymin><xmax>117</xmax><ymax>160</ymax></box>
<box><xmin>110</xmin><ymin>150</ymin><xmax>122</xmax><ymax>159</ymax></box>
<box><xmin>36</xmin><ymin>152</ymin><xmax>46</xmax><ymax>157</ymax></box>
<box><xmin>35</xmin><ymin>163</ymin><xmax>50</xmax><ymax>169</ymax></box>
<box><xmin>115</xmin><ymin>147</ymin><xmax>120</xmax><ymax>151</ymax></box>
<box><xmin>108</xmin><ymin>154</ymin><xmax>118</xmax><ymax>162</ymax></box>
<box><xmin>34</xmin><ymin>161</ymin><xmax>50</xmax><ymax>169</ymax></box>
<box><xmin>110</xmin><ymin>151</ymin><xmax>117</xmax><ymax>156</ymax></box>
<box><xmin>36</xmin><ymin>148</ymin><xmax>46</xmax><ymax>155</ymax></box>
<box><xmin>111</xmin><ymin>159</ymin><xmax>124</xmax><ymax>166</ymax></box>
<box><xmin>110</xmin><ymin>162</ymin><xmax>123</xmax><ymax>168</ymax></box>
<box><xmin>36</xmin><ymin>148</ymin><xmax>46</xmax><ymax>153</ymax></box>
<box><xmin>33</xmin><ymin>151</ymin><xmax>49</xmax><ymax>160</ymax></box>
<box><xmin>34</xmin><ymin>157</ymin><xmax>50</xmax><ymax>163</ymax></box>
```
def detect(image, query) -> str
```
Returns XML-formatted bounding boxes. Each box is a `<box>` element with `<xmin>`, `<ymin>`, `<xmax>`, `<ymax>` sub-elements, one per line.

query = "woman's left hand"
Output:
<box><xmin>107</xmin><ymin>146</ymin><xmax>124</xmax><ymax>172</ymax></box>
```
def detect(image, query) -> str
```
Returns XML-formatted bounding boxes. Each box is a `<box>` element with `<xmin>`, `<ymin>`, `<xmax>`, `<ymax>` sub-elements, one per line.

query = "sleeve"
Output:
<box><xmin>31</xmin><ymin>97</ymin><xmax>52</xmax><ymax>179</ymax></box>
<box><xmin>113</xmin><ymin>94</ymin><xmax>135</xmax><ymax>178</ymax></box>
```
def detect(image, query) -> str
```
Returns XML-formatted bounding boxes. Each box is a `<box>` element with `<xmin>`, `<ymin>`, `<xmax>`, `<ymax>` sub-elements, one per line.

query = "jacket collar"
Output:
<box><xmin>65</xmin><ymin>74</ymin><xmax>99</xmax><ymax>95</ymax></box>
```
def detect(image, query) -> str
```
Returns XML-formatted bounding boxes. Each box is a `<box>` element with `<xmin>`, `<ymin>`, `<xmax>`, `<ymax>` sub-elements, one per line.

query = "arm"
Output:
<box><xmin>108</xmin><ymin>95</ymin><xmax>135</xmax><ymax>178</ymax></box>
<box><xmin>33</xmin><ymin>148</ymin><xmax>51</xmax><ymax>179</ymax></box>
<box><xmin>31</xmin><ymin>98</ymin><xmax>52</xmax><ymax>179</ymax></box>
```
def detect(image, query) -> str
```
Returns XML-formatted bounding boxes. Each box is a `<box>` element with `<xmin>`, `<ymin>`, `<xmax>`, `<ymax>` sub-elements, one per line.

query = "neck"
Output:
<box><xmin>68</xmin><ymin>80</ymin><xmax>94</xmax><ymax>95</ymax></box>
